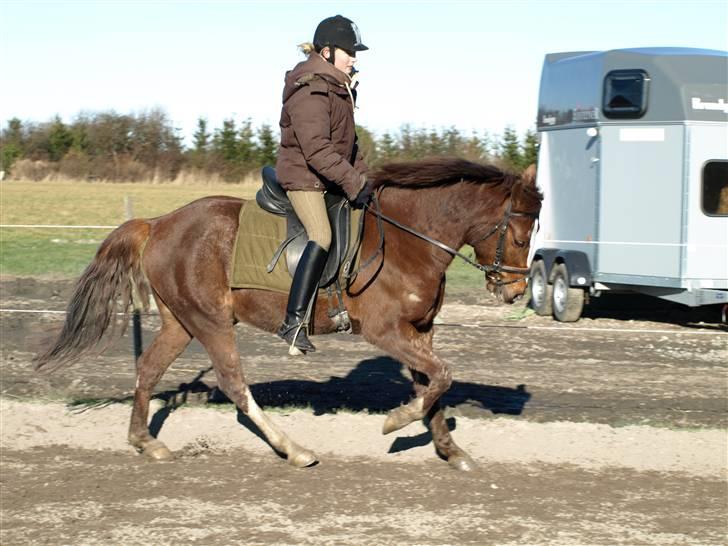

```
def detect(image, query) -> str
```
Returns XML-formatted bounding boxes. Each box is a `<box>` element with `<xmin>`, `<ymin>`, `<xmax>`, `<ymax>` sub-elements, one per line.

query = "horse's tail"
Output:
<box><xmin>34</xmin><ymin>219</ymin><xmax>152</xmax><ymax>372</ymax></box>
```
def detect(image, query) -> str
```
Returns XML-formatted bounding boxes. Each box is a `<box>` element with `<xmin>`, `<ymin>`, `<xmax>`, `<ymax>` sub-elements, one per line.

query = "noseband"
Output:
<box><xmin>348</xmin><ymin>195</ymin><xmax>539</xmax><ymax>287</ymax></box>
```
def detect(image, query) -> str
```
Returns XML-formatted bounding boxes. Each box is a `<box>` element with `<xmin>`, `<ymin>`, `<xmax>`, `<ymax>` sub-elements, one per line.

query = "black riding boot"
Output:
<box><xmin>277</xmin><ymin>241</ymin><xmax>328</xmax><ymax>353</ymax></box>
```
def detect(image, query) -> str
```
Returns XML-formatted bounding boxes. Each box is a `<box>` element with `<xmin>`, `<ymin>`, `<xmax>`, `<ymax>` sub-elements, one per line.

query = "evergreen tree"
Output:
<box><xmin>499</xmin><ymin>126</ymin><xmax>522</xmax><ymax>170</ymax></box>
<box><xmin>255</xmin><ymin>123</ymin><xmax>278</xmax><ymax>166</ymax></box>
<box><xmin>47</xmin><ymin>116</ymin><xmax>73</xmax><ymax>161</ymax></box>
<box><xmin>354</xmin><ymin>125</ymin><xmax>375</xmax><ymax>164</ymax></box>
<box><xmin>191</xmin><ymin>117</ymin><xmax>211</xmax><ymax>169</ymax></box>
<box><xmin>69</xmin><ymin>114</ymin><xmax>90</xmax><ymax>153</ymax></box>
<box><xmin>0</xmin><ymin>118</ymin><xmax>24</xmax><ymax>172</ymax></box>
<box><xmin>399</xmin><ymin>124</ymin><xmax>414</xmax><ymax>159</ymax></box>
<box><xmin>192</xmin><ymin>117</ymin><xmax>211</xmax><ymax>154</ymax></box>
<box><xmin>443</xmin><ymin>126</ymin><xmax>462</xmax><ymax>156</ymax></box>
<box><xmin>238</xmin><ymin>118</ymin><xmax>255</xmax><ymax>165</ymax></box>
<box><xmin>424</xmin><ymin>128</ymin><xmax>439</xmax><ymax>156</ymax></box>
<box><xmin>214</xmin><ymin>119</ymin><xmax>238</xmax><ymax>163</ymax></box>
<box><xmin>463</xmin><ymin>131</ymin><xmax>485</xmax><ymax>161</ymax></box>
<box><xmin>479</xmin><ymin>130</ymin><xmax>495</xmax><ymax>160</ymax></box>
<box><xmin>521</xmin><ymin>129</ymin><xmax>539</xmax><ymax>169</ymax></box>
<box><xmin>376</xmin><ymin>131</ymin><xmax>398</xmax><ymax>164</ymax></box>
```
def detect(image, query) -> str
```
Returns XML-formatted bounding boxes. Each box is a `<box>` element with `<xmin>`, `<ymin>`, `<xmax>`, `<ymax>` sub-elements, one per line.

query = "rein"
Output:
<box><xmin>346</xmin><ymin>193</ymin><xmax>539</xmax><ymax>287</ymax></box>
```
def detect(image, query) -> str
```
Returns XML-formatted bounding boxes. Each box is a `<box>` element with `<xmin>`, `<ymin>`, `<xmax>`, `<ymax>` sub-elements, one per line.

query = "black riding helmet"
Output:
<box><xmin>313</xmin><ymin>15</ymin><xmax>368</xmax><ymax>64</ymax></box>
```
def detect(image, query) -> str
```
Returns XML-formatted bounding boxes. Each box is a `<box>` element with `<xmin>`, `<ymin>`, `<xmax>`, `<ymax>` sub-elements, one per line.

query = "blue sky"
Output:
<box><xmin>1</xmin><ymin>0</ymin><xmax>726</xmax><ymax>145</ymax></box>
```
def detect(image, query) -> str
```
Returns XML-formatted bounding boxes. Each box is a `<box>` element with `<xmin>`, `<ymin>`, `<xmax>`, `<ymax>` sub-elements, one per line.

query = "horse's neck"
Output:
<box><xmin>380</xmin><ymin>183</ymin><xmax>493</xmax><ymax>251</ymax></box>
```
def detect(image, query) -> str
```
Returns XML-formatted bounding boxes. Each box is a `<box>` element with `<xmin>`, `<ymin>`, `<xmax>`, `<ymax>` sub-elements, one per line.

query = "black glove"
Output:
<box><xmin>351</xmin><ymin>177</ymin><xmax>374</xmax><ymax>208</ymax></box>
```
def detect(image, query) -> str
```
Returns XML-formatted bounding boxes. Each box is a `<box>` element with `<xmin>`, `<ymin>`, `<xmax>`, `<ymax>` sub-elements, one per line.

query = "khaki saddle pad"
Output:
<box><xmin>230</xmin><ymin>200</ymin><xmax>362</xmax><ymax>294</ymax></box>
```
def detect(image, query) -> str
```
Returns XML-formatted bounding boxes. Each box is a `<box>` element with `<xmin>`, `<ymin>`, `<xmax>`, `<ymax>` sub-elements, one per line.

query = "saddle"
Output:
<box><xmin>255</xmin><ymin>166</ymin><xmax>352</xmax><ymax>288</ymax></box>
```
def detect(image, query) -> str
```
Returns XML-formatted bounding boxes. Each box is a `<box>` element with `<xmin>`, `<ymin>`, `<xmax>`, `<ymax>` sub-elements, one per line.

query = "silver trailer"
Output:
<box><xmin>530</xmin><ymin>47</ymin><xmax>728</xmax><ymax>321</ymax></box>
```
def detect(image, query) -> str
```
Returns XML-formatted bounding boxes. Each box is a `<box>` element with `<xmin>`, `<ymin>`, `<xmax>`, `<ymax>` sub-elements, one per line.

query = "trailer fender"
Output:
<box><xmin>532</xmin><ymin>249</ymin><xmax>593</xmax><ymax>287</ymax></box>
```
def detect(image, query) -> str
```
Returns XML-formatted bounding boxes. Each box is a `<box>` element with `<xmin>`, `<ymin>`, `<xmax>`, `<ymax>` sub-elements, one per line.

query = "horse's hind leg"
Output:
<box><xmin>199</xmin><ymin>329</ymin><xmax>317</xmax><ymax>468</ymax></box>
<box><xmin>411</xmin><ymin>371</ymin><xmax>475</xmax><ymax>471</ymax></box>
<box><xmin>128</xmin><ymin>298</ymin><xmax>191</xmax><ymax>460</ymax></box>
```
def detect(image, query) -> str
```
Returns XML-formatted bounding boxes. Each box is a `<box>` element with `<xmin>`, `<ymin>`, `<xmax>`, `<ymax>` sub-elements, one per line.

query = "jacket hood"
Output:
<box><xmin>282</xmin><ymin>53</ymin><xmax>351</xmax><ymax>102</ymax></box>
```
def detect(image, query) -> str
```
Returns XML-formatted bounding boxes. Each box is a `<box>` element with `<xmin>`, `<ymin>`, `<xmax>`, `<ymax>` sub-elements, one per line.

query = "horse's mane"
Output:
<box><xmin>371</xmin><ymin>157</ymin><xmax>515</xmax><ymax>189</ymax></box>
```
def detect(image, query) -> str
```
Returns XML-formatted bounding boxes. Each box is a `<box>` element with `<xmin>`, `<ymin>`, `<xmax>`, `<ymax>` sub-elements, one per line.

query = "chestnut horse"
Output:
<box><xmin>35</xmin><ymin>157</ymin><xmax>541</xmax><ymax>471</ymax></box>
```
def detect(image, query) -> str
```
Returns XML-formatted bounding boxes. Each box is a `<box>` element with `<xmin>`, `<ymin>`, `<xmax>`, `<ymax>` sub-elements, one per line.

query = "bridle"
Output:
<box><xmin>469</xmin><ymin>199</ymin><xmax>540</xmax><ymax>285</ymax></box>
<box><xmin>346</xmin><ymin>194</ymin><xmax>539</xmax><ymax>287</ymax></box>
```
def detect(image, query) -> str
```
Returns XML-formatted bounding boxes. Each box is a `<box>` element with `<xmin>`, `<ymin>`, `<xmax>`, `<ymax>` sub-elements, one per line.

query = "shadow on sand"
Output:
<box><xmin>145</xmin><ymin>357</ymin><xmax>531</xmax><ymax>417</ymax></box>
<box><xmin>67</xmin><ymin>358</ymin><xmax>531</xmax><ymax>458</ymax></box>
<box><xmin>133</xmin><ymin>357</ymin><xmax>532</xmax><ymax>457</ymax></box>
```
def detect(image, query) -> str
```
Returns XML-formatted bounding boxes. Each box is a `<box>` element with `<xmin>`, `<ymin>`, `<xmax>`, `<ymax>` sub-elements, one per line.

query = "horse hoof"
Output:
<box><xmin>382</xmin><ymin>399</ymin><xmax>425</xmax><ymax>435</ymax></box>
<box><xmin>448</xmin><ymin>454</ymin><xmax>476</xmax><ymax>472</ymax></box>
<box><xmin>288</xmin><ymin>346</ymin><xmax>304</xmax><ymax>356</ymax></box>
<box><xmin>382</xmin><ymin>409</ymin><xmax>417</xmax><ymax>435</ymax></box>
<box><xmin>288</xmin><ymin>449</ymin><xmax>318</xmax><ymax>468</ymax></box>
<box><xmin>143</xmin><ymin>440</ymin><xmax>173</xmax><ymax>461</ymax></box>
<box><xmin>382</xmin><ymin>412</ymin><xmax>406</xmax><ymax>435</ymax></box>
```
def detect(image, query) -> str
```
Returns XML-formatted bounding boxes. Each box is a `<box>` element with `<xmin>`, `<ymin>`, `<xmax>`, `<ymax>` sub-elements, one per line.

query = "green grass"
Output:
<box><xmin>1</xmin><ymin>180</ymin><xmax>258</xmax><ymax>278</ymax></box>
<box><xmin>444</xmin><ymin>246</ymin><xmax>486</xmax><ymax>290</ymax></box>
<box><xmin>0</xmin><ymin>180</ymin><xmax>259</xmax><ymax>226</ymax></box>
<box><xmin>0</xmin><ymin>179</ymin><xmax>484</xmax><ymax>288</ymax></box>
<box><xmin>1</xmin><ymin>228</ymin><xmax>105</xmax><ymax>277</ymax></box>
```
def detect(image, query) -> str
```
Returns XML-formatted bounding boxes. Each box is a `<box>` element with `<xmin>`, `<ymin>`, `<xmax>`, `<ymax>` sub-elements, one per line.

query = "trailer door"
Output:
<box><xmin>535</xmin><ymin>129</ymin><xmax>600</xmax><ymax>267</ymax></box>
<box><xmin>597</xmin><ymin>125</ymin><xmax>685</xmax><ymax>283</ymax></box>
<box><xmin>684</xmin><ymin>124</ymin><xmax>728</xmax><ymax>286</ymax></box>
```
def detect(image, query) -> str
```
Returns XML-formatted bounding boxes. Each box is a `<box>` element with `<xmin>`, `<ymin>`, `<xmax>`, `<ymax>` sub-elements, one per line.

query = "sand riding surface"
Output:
<box><xmin>1</xmin><ymin>278</ymin><xmax>726</xmax><ymax>545</ymax></box>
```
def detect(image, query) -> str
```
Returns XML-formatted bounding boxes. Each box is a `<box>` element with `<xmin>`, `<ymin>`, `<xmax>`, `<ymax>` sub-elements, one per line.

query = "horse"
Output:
<box><xmin>34</xmin><ymin>157</ymin><xmax>542</xmax><ymax>471</ymax></box>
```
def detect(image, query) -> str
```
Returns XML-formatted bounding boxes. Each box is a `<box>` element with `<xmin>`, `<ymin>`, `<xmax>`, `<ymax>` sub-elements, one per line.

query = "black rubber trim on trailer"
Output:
<box><xmin>532</xmin><ymin>248</ymin><xmax>593</xmax><ymax>287</ymax></box>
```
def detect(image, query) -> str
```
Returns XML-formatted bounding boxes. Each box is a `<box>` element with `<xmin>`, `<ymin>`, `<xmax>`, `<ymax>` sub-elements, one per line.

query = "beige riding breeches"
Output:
<box><xmin>287</xmin><ymin>190</ymin><xmax>332</xmax><ymax>251</ymax></box>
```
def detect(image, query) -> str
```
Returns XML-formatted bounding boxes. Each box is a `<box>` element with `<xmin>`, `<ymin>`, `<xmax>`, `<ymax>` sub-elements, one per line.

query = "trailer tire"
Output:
<box><xmin>552</xmin><ymin>263</ymin><xmax>585</xmax><ymax>322</ymax></box>
<box><xmin>529</xmin><ymin>260</ymin><xmax>553</xmax><ymax>316</ymax></box>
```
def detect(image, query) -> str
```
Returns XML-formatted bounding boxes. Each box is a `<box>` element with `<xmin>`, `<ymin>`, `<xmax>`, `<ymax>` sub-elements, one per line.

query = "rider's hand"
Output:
<box><xmin>351</xmin><ymin>176</ymin><xmax>374</xmax><ymax>208</ymax></box>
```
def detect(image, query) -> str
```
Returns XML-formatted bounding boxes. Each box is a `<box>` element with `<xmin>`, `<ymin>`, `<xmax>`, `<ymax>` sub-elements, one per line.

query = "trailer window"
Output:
<box><xmin>603</xmin><ymin>70</ymin><xmax>649</xmax><ymax>118</ymax></box>
<box><xmin>703</xmin><ymin>161</ymin><xmax>728</xmax><ymax>216</ymax></box>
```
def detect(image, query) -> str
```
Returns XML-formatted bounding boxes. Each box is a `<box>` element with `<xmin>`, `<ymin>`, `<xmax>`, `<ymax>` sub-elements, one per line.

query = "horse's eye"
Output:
<box><xmin>514</xmin><ymin>239</ymin><xmax>527</xmax><ymax>248</ymax></box>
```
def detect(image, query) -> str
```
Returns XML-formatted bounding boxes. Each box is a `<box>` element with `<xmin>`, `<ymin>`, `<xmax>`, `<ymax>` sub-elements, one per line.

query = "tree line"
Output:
<box><xmin>0</xmin><ymin>108</ymin><xmax>538</xmax><ymax>182</ymax></box>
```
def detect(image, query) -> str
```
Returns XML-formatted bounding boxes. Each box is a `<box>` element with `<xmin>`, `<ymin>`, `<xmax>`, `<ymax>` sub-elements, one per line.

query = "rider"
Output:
<box><xmin>275</xmin><ymin>15</ymin><xmax>374</xmax><ymax>353</ymax></box>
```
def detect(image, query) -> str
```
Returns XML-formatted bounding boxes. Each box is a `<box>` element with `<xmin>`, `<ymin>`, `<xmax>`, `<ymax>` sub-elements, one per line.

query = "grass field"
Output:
<box><xmin>0</xmin><ymin>179</ymin><xmax>484</xmax><ymax>288</ymax></box>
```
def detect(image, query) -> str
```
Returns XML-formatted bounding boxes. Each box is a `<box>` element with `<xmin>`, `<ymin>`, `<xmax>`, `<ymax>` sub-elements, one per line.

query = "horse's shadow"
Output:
<box><xmin>144</xmin><ymin>357</ymin><xmax>531</xmax><ymax>456</ymax></box>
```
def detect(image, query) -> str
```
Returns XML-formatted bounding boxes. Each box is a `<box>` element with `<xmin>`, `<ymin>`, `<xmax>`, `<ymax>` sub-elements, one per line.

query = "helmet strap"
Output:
<box><xmin>326</xmin><ymin>44</ymin><xmax>335</xmax><ymax>64</ymax></box>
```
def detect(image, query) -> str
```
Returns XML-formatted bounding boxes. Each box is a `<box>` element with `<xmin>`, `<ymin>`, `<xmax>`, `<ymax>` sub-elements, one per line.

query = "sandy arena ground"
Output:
<box><xmin>1</xmin><ymin>277</ymin><xmax>726</xmax><ymax>545</ymax></box>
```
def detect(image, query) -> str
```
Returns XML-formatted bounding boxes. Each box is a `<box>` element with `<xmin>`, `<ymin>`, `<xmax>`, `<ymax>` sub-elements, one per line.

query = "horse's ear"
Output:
<box><xmin>522</xmin><ymin>163</ymin><xmax>537</xmax><ymax>186</ymax></box>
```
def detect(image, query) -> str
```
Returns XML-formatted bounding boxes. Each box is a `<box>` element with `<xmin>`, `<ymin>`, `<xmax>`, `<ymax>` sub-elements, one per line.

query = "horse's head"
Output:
<box><xmin>470</xmin><ymin>164</ymin><xmax>542</xmax><ymax>303</ymax></box>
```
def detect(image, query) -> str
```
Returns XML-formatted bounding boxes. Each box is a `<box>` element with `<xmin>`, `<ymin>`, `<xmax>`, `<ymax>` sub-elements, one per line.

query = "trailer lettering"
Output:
<box><xmin>691</xmin><ymin>97</ymin><xmax>728</xmax><ymax>114</ymax></box>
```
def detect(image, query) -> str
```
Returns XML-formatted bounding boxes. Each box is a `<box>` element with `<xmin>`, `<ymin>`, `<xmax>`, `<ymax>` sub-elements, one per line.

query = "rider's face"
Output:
<box><xmin>323</xmin><ymin>47</ymin><xmax>357</xmax><ymax>76</ymax></box>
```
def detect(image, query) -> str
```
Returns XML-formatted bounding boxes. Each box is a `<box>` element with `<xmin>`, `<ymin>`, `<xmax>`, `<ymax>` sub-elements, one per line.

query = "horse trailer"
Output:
<box><xmin>529</xmin><ymin>47</ymin><xmax>728</xmax><ymax>321</ymax></box>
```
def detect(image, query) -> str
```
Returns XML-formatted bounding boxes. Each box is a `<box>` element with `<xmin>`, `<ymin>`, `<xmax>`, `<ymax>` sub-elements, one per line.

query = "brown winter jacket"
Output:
<box><xmin>275</xmin><ymin>53</ymin><xmax>368</xmax><ymax>199</ymax></box>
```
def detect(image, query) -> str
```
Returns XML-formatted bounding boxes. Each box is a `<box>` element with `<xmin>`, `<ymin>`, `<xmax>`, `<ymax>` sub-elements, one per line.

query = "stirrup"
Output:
<box><xmin>278</xmin><ymin>322</ymin><xmax>316</xmax><ymax>355</ymax></box>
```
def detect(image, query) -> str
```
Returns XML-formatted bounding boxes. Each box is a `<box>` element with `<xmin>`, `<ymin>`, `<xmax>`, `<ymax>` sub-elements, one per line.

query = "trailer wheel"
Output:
<box><xmin>552</xmin><ymin>263</ymin><xmax>585</xmax><ymax>322</ymax></box>
<box><xmin>529</xmin><ymin>260</ymin><xmax>553</xmax><ymax>316</ymax></box>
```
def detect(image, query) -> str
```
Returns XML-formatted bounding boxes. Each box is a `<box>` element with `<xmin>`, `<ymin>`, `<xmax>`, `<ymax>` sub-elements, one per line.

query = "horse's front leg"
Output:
<box><xmin>410</xmin><ymin>371</ymin><xmax>476</xmax><ymax>471</ymax></box>
<box><xmin>365</xmin><ymin>322</ymin><xmax>451</xmax><ymax>434</ymax></box>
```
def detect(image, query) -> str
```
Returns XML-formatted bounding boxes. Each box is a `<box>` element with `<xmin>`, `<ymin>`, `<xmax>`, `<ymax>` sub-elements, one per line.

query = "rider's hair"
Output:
<box><xmin>298</xmin><ymin>42</ymin><xmax>321</xmax><ymax>56</ymax></box>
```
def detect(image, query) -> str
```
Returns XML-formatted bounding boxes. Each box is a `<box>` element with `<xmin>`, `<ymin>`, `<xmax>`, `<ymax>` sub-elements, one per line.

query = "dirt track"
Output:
<box><xmin>1</xmin><ymin>278</ymin><xmax>726</xmax><ymax>545</ymax></box>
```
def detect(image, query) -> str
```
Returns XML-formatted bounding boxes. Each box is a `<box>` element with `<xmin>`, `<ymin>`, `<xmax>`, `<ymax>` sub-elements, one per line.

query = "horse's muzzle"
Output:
<box><xmin>487</xmin><ymin>275</ymin><xmax>528</xmax><ymax>304</ymax></box>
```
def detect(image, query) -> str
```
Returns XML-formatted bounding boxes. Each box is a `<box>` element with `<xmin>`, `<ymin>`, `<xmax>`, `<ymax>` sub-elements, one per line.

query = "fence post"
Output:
<box><xmin>125</xmin><ymin>196</ymin><xmax>143</xmax><ymax>361</ymax></box>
